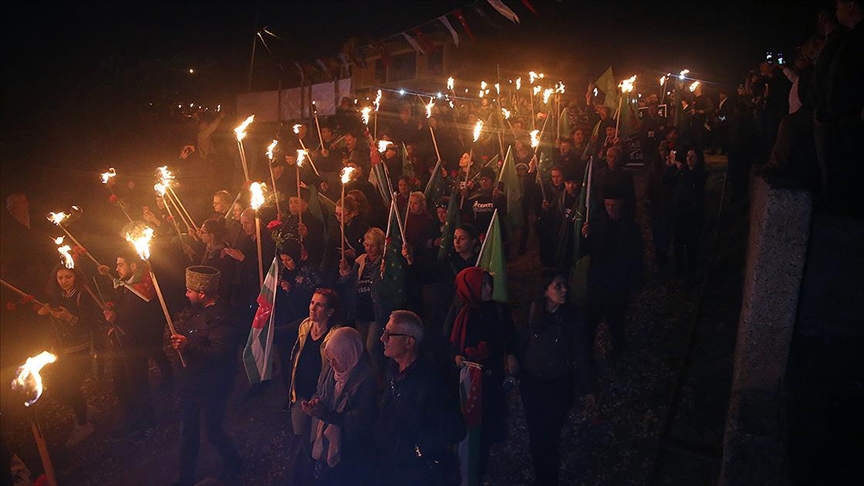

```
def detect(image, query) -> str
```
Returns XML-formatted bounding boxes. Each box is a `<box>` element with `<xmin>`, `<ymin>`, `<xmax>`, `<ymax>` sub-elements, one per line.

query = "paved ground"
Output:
<box><xmin>2</xmin><ymin>155</ymin><xmax>741</xmax><ymax>485</ymax></box>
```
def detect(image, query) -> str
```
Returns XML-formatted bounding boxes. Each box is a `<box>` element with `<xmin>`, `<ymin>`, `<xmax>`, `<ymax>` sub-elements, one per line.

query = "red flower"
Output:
<box><xmin>478</xmin><ymin>233</ymin><xmax>487</xmax><ymax>244</ymax></box>
<box><xmin>464</xmin><ymin>340</ymin><xmax>490</xmax><ymax>361</ymax></box>
<box><xmin>481</xmin><ymin>155</ymin><xmax>489</xmax><ymax>162</ymax></box>
<box><xmin>105</xmin><ymin>301</ymin><xmax>115</xmax><ymax>310</ymax></box>
<box><xmin>19</xmin><ymin>294</ymin><xmax>34</xmax><ymax>305</ymax></box>
<box><xmin>108</xmin><ymin>194</ymin><xmax>119</xmax><ymax>204</ymax></box>
<box><xmin>6</xmin><ymin>301</ymin><xmax>17</xmax><ymax>311</ymax></box>
<box><xmin>167</xmin><ymin>216</ymin><xmax>175</xmax><ymax>222</ymax></box>
<box><xmin>266</xmin><ymin>220</ymin><xmax>281</xmax><ymax>231</ymax></box>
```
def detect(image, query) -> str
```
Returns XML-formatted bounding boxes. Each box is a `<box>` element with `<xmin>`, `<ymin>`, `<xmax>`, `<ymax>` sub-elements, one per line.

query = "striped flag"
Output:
<box><xmin>243</xmin><ymin>256</ymin><xmax>279</xmax><ymax>385</ymax></box>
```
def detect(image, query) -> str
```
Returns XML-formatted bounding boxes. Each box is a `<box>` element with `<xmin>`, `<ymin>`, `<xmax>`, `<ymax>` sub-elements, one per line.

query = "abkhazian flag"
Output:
<box><xmin>476</xmin><ymin>209</ymin><xmax>508</xmax><ymax>302</ymax></box>
<box><xmin>243</xmin><ymin>256</ymin><xmax>279</xmax><ymax>385</ymax></box>
<box><xmin>437</xmin><ymin>186</ymin><xmax>461</xmax><ymax>261</ymax></box>
<box><xmin>379</xmin><ymin>199</ymin><xmax>406</xmax><ymax>307</ymax></box>
<box><xmin>458</xmin><ymin>361</ymin><xmax>483</xmax><ymax>486</ymax></box>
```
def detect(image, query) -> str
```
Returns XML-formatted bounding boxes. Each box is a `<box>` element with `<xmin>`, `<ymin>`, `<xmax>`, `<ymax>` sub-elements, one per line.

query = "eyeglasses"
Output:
<box><xmin>382</xmin><ymin>330</ymin><xmax>412</xmax><ymax>340</ymax></box>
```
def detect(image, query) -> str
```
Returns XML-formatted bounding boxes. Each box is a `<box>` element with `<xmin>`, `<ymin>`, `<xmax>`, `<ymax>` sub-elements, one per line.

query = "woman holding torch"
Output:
<box><xmin>38</xmin><ymin>264</ymin><xmax>100</xmax><ymax>447</ymax></box>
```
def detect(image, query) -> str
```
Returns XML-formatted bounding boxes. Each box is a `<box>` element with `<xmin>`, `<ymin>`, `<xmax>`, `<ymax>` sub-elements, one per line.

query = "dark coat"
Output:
<box><xmin>174</xmin><ymin>298</ymin><xmax>241</xmax><ymax>397</ymax></box>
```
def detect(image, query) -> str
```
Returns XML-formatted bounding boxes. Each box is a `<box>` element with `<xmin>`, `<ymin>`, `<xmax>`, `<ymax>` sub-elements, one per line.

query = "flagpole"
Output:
<box><xmin>585</xmin><ymin>156</ymin><xmax>594</xmax><ymax>224</ymax></box>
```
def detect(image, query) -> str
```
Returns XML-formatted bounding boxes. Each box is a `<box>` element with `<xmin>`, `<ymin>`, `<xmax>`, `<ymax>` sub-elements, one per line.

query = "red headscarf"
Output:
<box><xmin>450</xmin><ymin>267</ymin><xmax>487</xmax><ymax>353</ymax></box>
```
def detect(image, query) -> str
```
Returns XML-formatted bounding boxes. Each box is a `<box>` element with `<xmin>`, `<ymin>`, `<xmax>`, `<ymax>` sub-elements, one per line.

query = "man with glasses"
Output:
<box><xmin>373</xmin><ymin>310</ymin><xmax>465</xmax><ymax>486</ymax></box>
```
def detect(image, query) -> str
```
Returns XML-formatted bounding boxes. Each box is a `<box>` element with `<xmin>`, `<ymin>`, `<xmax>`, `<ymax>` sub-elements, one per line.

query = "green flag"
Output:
<box><xmin>308</xmin><ymin>186</ymin><xmax>337</xmax><ymax>243</ymax></box>
<box><xmin>558</xmin><ymin>106</ymin><xmax>572</xmax><ymax>141</ymax></box>
<box><xmin>402</xmin><ymin>142</ymin><xmax>415</xmax><ymax>180</ymax></box>
<box><xmin>497</xmin><ymin>146</ymin><xmax>523</xmax><ymax>233</ymax></box>
<box><xmin>592</xmin><ymin>66</ymin><xmax>618</xmax><ymax>140</ymax></box>
<box><xmin>379</xmin><ymin>200</ymin><xmax>406</xmax><ymax>307</ymax></box>
<box><xmin>437</xmin><ymin>187</ymin><xmax>461</xmax><ymax>261</ymax></box>
<box><xmin>424</xmin><ymin>158</ymin><xmax>448</xmax><ymax>209</ymax></box>
<box><xmin>476</xmin><ymin>209</ymin><xmax>508</xmax><ymax>302</ymax></box>
<box><xmin>568</xmin><ymin>162</ymin><xmax>592</xmax><ymax>305</ymax></box>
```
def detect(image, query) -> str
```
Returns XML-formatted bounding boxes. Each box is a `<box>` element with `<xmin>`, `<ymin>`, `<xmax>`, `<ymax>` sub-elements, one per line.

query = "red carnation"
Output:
<box><xmin>108</xmin><ymin>194</ymin><xmax>119</xmax><ymax>204</ymax></box>
<box><xmin>167</xmin><ymin>216</ymin><xmax>175</xmax><ymax>222</ymax></box>
<box><xmin>6</xmin><ymin>301</ymin><xmax>17</xmax><ymax>311</ymax></box>
<box><xmin>266</xmin><ymin>220</ymin><xmax>281</xmax><ymax>231</ymax></box>
<box><xmin>481</xmin><ymin>155</ymin><xmax>489</xmax><ymax>162</ymax></box>
<box><xmin>19</xmin><ymin>294</ymin><xmax>34</xmax><ymax>305</ymax></box>
<box><xmin>105</xmin><ymin>301</ymin><xmax>115</xmax><ymax>310</ymax></box>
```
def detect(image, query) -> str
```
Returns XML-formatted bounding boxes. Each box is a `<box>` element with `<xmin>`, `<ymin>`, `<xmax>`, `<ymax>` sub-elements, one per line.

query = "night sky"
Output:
<box><xmin>2</xmin><ymin>0</ymin><xmax>826</xmax><ymax>192</ymax></box>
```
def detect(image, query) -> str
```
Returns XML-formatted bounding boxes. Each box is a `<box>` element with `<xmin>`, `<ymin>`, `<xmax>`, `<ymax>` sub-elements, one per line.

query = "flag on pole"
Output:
<box><xmin>401</xmin><ymin>142</ymin><xmax>415</xmax><ymax>180</ymax></box>
<box><xmin>379</xmin><ymin>200</ymin><xmax>406</xmax><ymax>306</ymax></box>
<box><xmin>243</xmin><ymin>256</ymin><xmax>279</xmax><ymax>384</ymax></box>
<box><xmin>592</xmin><ymin>66</ymin><xmax>618</xmax><ymax>140</ymax></box>
<box><xmin>424</xmin><ymin>157</ymin><xmax>447</xmax><ymax>208</ymax></box>
<box><xmin>497</xmin><ymin>146</ymin><xmax>524</xmax><ymax>233</ymax></box>
<box><xmin>437</xmin><ymin>186</ymin><xmax>461</xmax><ymax>261</ymax></box>
<box><xmin>458</xmin><ymin>361</ymin><xmax>483</xmax><ymax>486</ymax></box>
<box><xmin>476</xmin><ymin>209</ymin><xmax>508</xmax><ymax>302</ymax></box>
<box><xmin>568</xmin><ymin>161</ymin><xmax>592</xmax><ymax>305</ymax></box>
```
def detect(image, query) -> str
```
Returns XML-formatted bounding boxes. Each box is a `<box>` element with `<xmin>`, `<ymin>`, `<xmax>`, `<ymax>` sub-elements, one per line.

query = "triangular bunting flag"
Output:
<box><xmin>439</xmin><ymin>15</ymin><xmax>460</xmax><ymax>47</ymax></box>
<box><xmin>453</xmin><ymin>9</ymin><xmax>475</xmax><ymax>42</ymax></box>
<box><xmin>401</xmin><ymin>32</ymin><xmax>426</xmax><ymax>55</ymax></box>
<box><xmin>486</xmin><ymin>0</ymin><xmax>520</xmax><ymax>23</ymax></box>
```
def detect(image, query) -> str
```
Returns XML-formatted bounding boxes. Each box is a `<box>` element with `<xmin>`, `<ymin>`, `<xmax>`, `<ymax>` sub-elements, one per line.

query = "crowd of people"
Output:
<box><xmin>1</xmin><ymin>2</ymin><xmax>860</xmax><ymax>485</ymax></box>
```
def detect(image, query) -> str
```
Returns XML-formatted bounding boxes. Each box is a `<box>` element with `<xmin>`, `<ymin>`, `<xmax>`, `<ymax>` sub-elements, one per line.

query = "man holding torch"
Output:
<box><xmin>170</xmin><ymin>266</ymin><xmax>244</xmax><ymax>486</ymax></box>
<box><xmin>98</xmin><ymin>248</ymin><xmax>162</xmax><ymax>440</ymax></box>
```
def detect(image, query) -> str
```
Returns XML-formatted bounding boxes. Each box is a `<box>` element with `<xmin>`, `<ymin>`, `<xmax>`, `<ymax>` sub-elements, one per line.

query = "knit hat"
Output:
<box><xmin>185</xmin><ymin>266</ymin><xmax>221</xmax><ymax>293</ymax></box>
<box><xmin>279</xmin><ymin>237</ymin><xmax>303</xmax><ymax>264</ymax></box>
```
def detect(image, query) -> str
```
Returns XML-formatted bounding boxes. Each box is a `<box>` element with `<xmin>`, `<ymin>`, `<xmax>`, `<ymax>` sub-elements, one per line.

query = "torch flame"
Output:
<box><xmin>267</xmin><ymin>140</ymin><xmax>279</xmax><ymax>160</ymax></box>
<box><xmin>533</xmin><ymin>86</ymin><xmax>542</xmax><ymax>97</ymax></box>
<box><xmin>54</xmin><ymin>236</ymin><xmax>64</xmax><ymax>245</ymax></box>
<box><xmin>123</xmin><ymin>221</ymin><xmax>155</xmax><ymax>261</ymax></box>
<box><xmin>156</xmin><ymin>166</ymin><xmax>174</xmax><ymax>186</ymax></box>
<box><xmin>58</xmin><ymin>244</ymin><xmax>74</xmax><ymax>269</ymax></box>
<box><xmin>679</xmin><ymin>69</ymin><xmax>689</xmax><ymax>81</ymax></box>
<box><xmin>555</xmin><ymin>82</ymin><xmax>566</xmax><ymax>94</ymax></box>
<box><xmin>447</xmin><ymin>77</ymin><xmax>454</xmax><ymax>91</ymax></box>
<box><xmin>374</xmin><ymin>90</ymin><xmax>382</xmax><ymax>111</ymax></box>
<box><xmin>529</xmin><ymin>71</ymin><xmax>538</xmax><ymax>84</ymax></box>
<box><xmin>361</xmin><ymin>107</ymin><xmax>372</xmax><ymax>126</ymax></box>
<box><xmin>425</xmin><ymin>98</ymin><xmax>435</xmax><ymax>119</ymax></box>
<box><xmin>659</xmin><ymin>75</ymin><xmax>667</xmax><ymax>87</ymax></box>
<box><xmin>154</xmin><ymin>183</ymin><xmax>167</xmax><ymax>196</ymax></box>
<box><xmin>530</xmin><ymin>130</ymin><xmax>541</xmax><ymax>148</ymax></box>
<box><xmin>377</xmin><ymin>140</ymin><xmax>393</xmax><ymax>153</ymax></box>
<box><xmin>47</xmin><ymin>212</ymin><xmax>69</xmax><ymax>226</ymax></box>
<box><xmin>100</xmin><ymin>167</ymin><xmax>117</xmax><ymax>184</ymax></box>
<box><xmin>515</xmin><ymin>77</ymin><xmax>522</xmax><ymax>91</ymax></box>
<box><xmin>689</xmin><ymin>81</ymin><xmax>701</xmax><ymax>92</ymax></box>
<box><xmin>495</xmin><ymin>83</ymin><xmax>500</xmax><ymax>95</ymax></box>
<box><xmin>340</xmin><ymin>166</ymin><xmax>355</xmax><ymax>184</ymax></box>
<box><xmin>249</xmin><ymin>182</ymin><xmax>266</xmax><ymax>210</ymax></box>
<box><xmin>12</xmin><ymin>351</ymin><xmax>57</xmax><ymax>407</ymax></box>
<box><xmin>543</xmin><ymin>88</ymin><xmax>554</xmax><ymax>104</ymax></box>
<box><xmin>296</xmin><ymin>149</ymin><xmax>306</xmax><ymax>167</ymax></box>
<box><xmin>480</xmin><ymin>81</ymin><xmax>487</xmax><ymax>91</ymax></box>
<box><xmin>473</xmin><ymin>120</ymin><xmax>484</xmax><ymax>143</ymax></box>
<box><xmin>502</xmin><ymin>108</ymin><xmax>511</xmax><ymax>120</ymax></box>
<box><xmin>234</xmin><ymin>115</ymin><xmax>255</xmax><ymax>141</ymax></box>
<box><xmin>292</xmin><ymin>124</ymin><xmax>303</xmax><ymax>135</ymax></box>
<box><xmin>619</xmin><ymin>75</ymin><xmax>637</xmax><ymax>94</ymax></box>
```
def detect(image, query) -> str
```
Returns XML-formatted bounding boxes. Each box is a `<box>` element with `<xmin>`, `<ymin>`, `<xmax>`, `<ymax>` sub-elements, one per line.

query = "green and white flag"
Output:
<box><xmin>243</xmin><ymin>256</ymin><xmax>279</xmax><ymax>384</ymax></box>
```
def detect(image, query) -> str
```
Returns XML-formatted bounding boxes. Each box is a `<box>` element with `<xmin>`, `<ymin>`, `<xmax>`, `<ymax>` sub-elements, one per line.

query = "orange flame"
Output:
<box><xmin>234</xmin><ymin>115</ymin><xmax>255</xmax><ymax>141</ymax></box>
<box><xmin>12</xmin><ymin>351</ymin><xmax>57</xmax><ymax>407</ymax></box>
<box><xmin>100</xmin><ymin>167</ymin><xmax>117</xmax><ymax>184</ymax></box>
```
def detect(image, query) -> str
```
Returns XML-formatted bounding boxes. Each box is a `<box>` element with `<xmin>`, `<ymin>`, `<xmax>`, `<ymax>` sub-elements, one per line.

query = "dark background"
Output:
<box><xmin>2</xmin><ymin>0</ymin><xmax>826</xmax><ymax>198</ymax></box>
